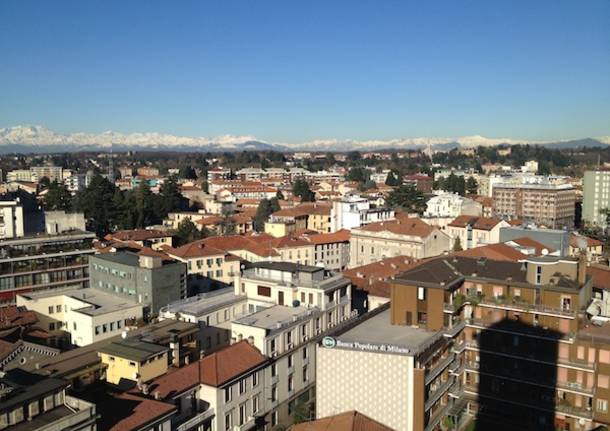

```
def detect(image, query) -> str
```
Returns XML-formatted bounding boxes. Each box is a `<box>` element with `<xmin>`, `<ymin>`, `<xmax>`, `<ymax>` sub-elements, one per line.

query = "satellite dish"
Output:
<box><xmin>541</xmin><ymin>248</ymin><xmax>548</xmax><ymax>256</ymax></box>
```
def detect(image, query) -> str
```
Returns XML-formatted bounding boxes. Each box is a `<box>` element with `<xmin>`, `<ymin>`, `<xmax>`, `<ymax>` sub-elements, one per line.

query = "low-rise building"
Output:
<box><xmin>98</xmin><ymin>338</ymin><xmax>169</xmax><ymax>385</ymax></box>
<box><xmin>0</xmin><ymin>369</ymin><xmax>97</xmax><ymax>431</ymax></box>
<box><xmin>0</xmin><ymin>201</ymin><xmax>24</xmax><ymax>239</ymax></box>
<box><xmin>424</xmin><ymin>193</ymin><xmax>482</xmax><ymax>218</ymax></box>
<box><xmin>16</xmin><ymin>287</ymin><xmax>144</xmax><ymax>346</ymax></box>
<box><xmin>446</xmin><ymin>216</ymin><xmax>510</xmax><ymax>250</ymax></box>
<box><xmin>104</xmin><ymin>229</ymin><xmax>173</xmax><ymax>250</ymax></box>
<box><xmin>349</xmin><ymin>217</ymin><xmax>451</xmax><ymax>267</ymax></box>
<box><xmin>330</xmin><ymin>195</ymin><xmax>394</xmax><ymax>232</ymax></box>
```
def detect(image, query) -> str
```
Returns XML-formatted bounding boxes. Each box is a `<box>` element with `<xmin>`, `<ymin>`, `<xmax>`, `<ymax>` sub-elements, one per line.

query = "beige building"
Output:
<box><xmin>492</xmin><ymin>182</ymin><xmax>575</xmax><ymax>229</ymax></box>
<box><xmin>349</xmin><ymin>217</ymin><xmax>451</xmax><ymax>267</ymax></box>
<box><xmin>16</xmin><ymin>287</ymin><xmax>143</xmax><ymax>346</ymax></box>
<box><xmin>99</xmin><ymin>339</ymin><xmax>169</xmax><ymax>385</ymax></box>
<box><xmin>446</xmin><ymin>216</ymin><xmax>511</xmax><ymax>250</ymax></box>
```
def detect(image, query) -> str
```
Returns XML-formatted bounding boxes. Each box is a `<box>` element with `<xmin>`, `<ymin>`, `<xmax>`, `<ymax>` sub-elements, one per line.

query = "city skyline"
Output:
<box><xmin>1</xmin><ymin>0</ymin><xmax>609</xmax><ymax>142</ymax></box>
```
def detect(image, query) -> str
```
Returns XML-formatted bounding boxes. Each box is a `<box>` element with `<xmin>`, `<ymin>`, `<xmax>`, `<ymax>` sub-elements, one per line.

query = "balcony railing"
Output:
<box><xmin>425</xmin><ymin>354</ymin><xmax>455</xmax><ymax>386</ymax></box>
<box><xmin>425</xmin><ymin>377</ymin><xmax>454</xmax><ymax>412</ymax></box>
<box><xmin>175</xmin><ymin>408</ymin><xmax>215</xmax><ymax>431</ymax></box>
<box><xmin>478</xmin><ymin>296</ymin><xmax>576</xmax><ymax>318</ymax></box>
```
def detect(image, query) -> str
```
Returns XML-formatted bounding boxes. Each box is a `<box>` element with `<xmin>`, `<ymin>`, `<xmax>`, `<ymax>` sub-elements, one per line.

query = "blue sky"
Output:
<box><xmin>0</xmin><ymin>0</ymin><xmax>609</xmax><ymax>142</ymax></box>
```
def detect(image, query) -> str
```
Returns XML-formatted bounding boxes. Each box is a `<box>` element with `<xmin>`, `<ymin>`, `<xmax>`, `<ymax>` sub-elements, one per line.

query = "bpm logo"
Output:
<box><xmin>322</xmin><ymin>336</ymin><xmax>336</xmax><ymax>348</ymax></box>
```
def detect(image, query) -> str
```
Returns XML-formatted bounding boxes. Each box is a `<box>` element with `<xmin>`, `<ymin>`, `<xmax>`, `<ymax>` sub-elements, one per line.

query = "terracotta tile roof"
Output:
<box><xmin>300</xmin><ymin>229</ymin><xmax>350</xmax><ymax>245</ymax></box>
<box><xmin>588</xmin><ymin>264</ymin><xmax>610</xmax><ymax>290</ymax></box>
<box><xmin>200</xmin><ymin>341</ymin><xmax>267</xmax><ymax>387</ymax></box>
<box><xmin>571</xmin><ymin>233</ymin><xmax>603</xmax><ymax>248</ymax></box>
<box><xmin>108</xmin><ymin>230</ymin><xmax>173</xmax><ymax>242</ymax></box>
<box><xmin>195</xmin><ymin>215</ymin><xmax>224</xmax><ymax>226</ymax></box>
<box><xmin>448</xmin><ymin>215</ymin><xmax>504</xmax><ymax>231</ymax></box>
<box><xmin>272</xmin><ymin>202</ymin><xmax>332</xmax><ymax>218</ymax></box>
<box><xmin>0</xmin><ymin>306</ymin><xmax>38</xmax><ymax>330</ymax></box>
<box><xmin>137</xmin><ymin>361</ymin><xmax>200</xmax><ymax>399</ymax></box>
<box><xmin>358</xmin><ymin>217</ymin><xmax>435</xmax><ymax>238</ymax></box>
<box><xmin>344</xmin><ymin>256</ymin><xmax>419</xmax><ymax>293</ymax></box>
<box><xmin>404</xmin><ymin>174</ymin><xmax>432</xmax><ymax>181</ymax></box>
<box><xmin>454</xmin><ymin>243</ymin><xmax>526</xmax><ymax>262</ymax></box>
<box><xmin>509</xmin><ymin>237</ymin><xmax>554</xmax><ymax>255</ymax></box>
<box><xmin>106</xmin><ymin>392</ymin><xmax>176</xmax><ymax>431</ymax></box>
<box><xmin>168</xmin><ymin>240</ymin><xmax>227</xmax><ymax>258</ymax></box>
<box><xmin>291</xmin><ymin>411</ymin><xmax>393</xmax><ymax>431</ymax></box>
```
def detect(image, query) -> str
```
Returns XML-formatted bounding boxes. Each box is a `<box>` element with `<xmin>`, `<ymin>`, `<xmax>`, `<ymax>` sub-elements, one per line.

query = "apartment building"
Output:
<box><xmin>446</xmin><ymin>216</ymin><xmax>511</xmax><ymax>250</ymax></box>
<box><xmin>0</xmin><ymin>200</ymin><xmax>24</xmax><ymax>239</ymax></box>
<box><xmin>16</xmin><ymin>287</ymin><xmax>144</xmax><ymax>346</ymax></box>
<box><xmin>304</xmin><ymin>229</ymin><xmax>350</xmax><ymax>271</ymax></box>
<box><xmin>89</xmin><ymin>250</ymin><xmax>186</xmax><ymax>317</ymax></box>
<box><xmin>390</xmin><ymin>254</ymin><xmax>607</xmax><ymax>430</ymax></box>
<box><xmin>165</xmin><ymin>241</ymin><xmax>241</xmax><ymax>289</ymax></box>
<box><xmin>583</xmin><ymin>170</ymin><xmax>610</xmax><ymax>227</ymax></box>
<box><xmin>492</xmin><ymin>182</ymin><xmax>575</xmax><ymax>229</ymax></box>
<box><xmin>0</xmin><ymin>369</ymin><xmax>97</xmax><ymax>431</ymax></box>
<box><xmin>349</xmin><ymin>217</ymin><xmax>451</xmax><ymax>267</ymax></box>
<box><xmin>0</xmin><ymin>230</ymin><xmax>96</xmax><ymax>304</ymax></box>
<box><xmin>267</xmin><ymin>203</ymin><xmax>333</xmax><ymax>235</ymax></box>
<box><xmin>6</xmin><ymin>169</ymin><xmax>33</xmax><ymax>183</ymax></box>
<box><xmin>317</xmin><ymin>254</ymin><xmax>608</xmax><ymax>431</ymax></box>
<box><xmin>330</xmin><ymin>195</ymin><xmax>394</xmax><ymax>232</ymax></box>
<box><xmin>99</xmin><ymin>339</ymin><xmax>169</xmax><ymax>384</ymax></box>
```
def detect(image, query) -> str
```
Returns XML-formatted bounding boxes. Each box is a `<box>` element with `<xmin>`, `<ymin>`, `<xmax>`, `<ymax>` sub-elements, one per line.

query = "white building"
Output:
<box><xmin>424</xmin><ymin>193</ymin><xmax>482</xmax><ymax>219</ymax></box>
<box><xmin>446</xmin><ymin>215</ymin><xmax>511</xmax><ymax>249</ymax></box>
<box><xmin>0</xmin><ymin>200</ymin><xmax>24</xmax><ymax>239</ymax></box>
<box><xmin>330</xmin><ymin>195</ymin><xmax>394</xmax><ymax>232</ymax></box>
<box><xmin>6</xmin><ymin>170</ymin><xmax>32</xmax><ymax>183</ymax></box>
<box><xmin>16</xmin><ymin>287</ymin><xmax>143</xmax><ymax>346</ymax></box>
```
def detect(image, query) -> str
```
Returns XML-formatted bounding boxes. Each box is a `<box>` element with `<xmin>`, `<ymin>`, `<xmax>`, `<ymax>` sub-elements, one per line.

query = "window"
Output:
<box><xmin>600</xmin><ymin>350</ymin><xmax>610</xmax><ymax>364</ymax></box>
<box><xmin>252</xmin><ymin>395</ymin><xmax>259</xmax><ymax>413</ymax></box>
<box><xmin>28</xmin><ymin>401</ymin><xmax>39</xmax><ymax>417</ymax></box>
<box><xmin>417</xmin><ymin>287</ymin><xmax>426</xmax><ymax>301</ymax></box>
<box><xmin>301</xmin><ymin>292</ymin><xmax>305</xmax><ymax>303</ymax></box>
<box><xmin>95</xmin><ymin>326</ymin><xmax>100</xmax><ymax>335</ymax></box>
<box><xmin>49</xmin><ymin>322</ymin><xmax>55</xmax><ymax>331</ymax></box>
<box><xmin>73</xmin><ymin>322</ymin><xmax>77</xmax><ymax>330</ymax></box>
<box><xmin>536</xmin><ymin>265</ymin><xmax>542</xmax><ymax>284</ymax></box>
<box><xmin>48</xmin><ymin>306</ymin><xmax>54</xmax><ymax>314</ymax></box>
<box><xmin>270</xmin><ymin>338</ymin><xmax>277</xmax><ymax>354</ymax></box>
<box><xmin>271</xmin><ymin>363</ymin><xmax>277</xmax><ymax>377</ymax></box>
<box><xmin>599</xmin><ymin>375</ymin><xmax>610</xmax><ymax>389</ymax></box>
<box><xmin>271</xmin><ymin>410</ymin><xmax>278</xmax><ymax>426</ymax></box>
<box><xmin>302</xmin><ymin>347</ymin><xmax>308</xmax><ymax>359</ymax></box>
<box><xmin>224</xmin><ymin>386</ymin><xmax>232</xmax><ymax>403</ymax></box>
<box><xmin>271</xmin><ymin>385</ymin><xmax>277</xmax><ymax>402</ymax></box>
<box><xmin>239</xmin><ymin>402</ymin><xmax>246</xmax><ymax>426</ymax></box>
<box><xmin>288</xmin><ymin>374</ymin><xmax>294</xmax><ymax>392</ymax></box>
<box><xmin>224</xmin><ymin>411</ymin><xmax>232</xmax><ymax>431</ymax></box>
<box><xmin>239</xmin><ymin>378</ymin><xmax>247</xmax><ymax>394</ymax></box>
<box><xmin>129</xmin><ymin>361</ymin><xmax>136</xmax><ymax>367</ymax></box>
<box><xmin>597</xmin><ymin>399</ymin><xmax>608</xmax><ymax>413</ymax></box>
<box><xmin>252</xmin><ymin>371</ymin><xmax>259</xmax><ymax>387</ymax></box>
<box><xmin>303</xmin><ymin>365</ymin><xmax>308</xmax><ymax>382</ymax></box>
<box><xmin>257</xmin><ymin>286</ymin><xmax>271</xmax><ymax>297</ymax></box>
<box><xmin>288</xmin><ymin>354</ymin><xmax>293</xmax><ymax>368</ymax></box>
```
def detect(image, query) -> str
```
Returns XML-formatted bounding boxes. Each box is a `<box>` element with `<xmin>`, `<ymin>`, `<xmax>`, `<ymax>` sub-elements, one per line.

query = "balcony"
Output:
<box><xmin>425</xmin><ymin>377</ymin><xmax>454</xmax><ymax>412</ymax></box>
<box><xmin>443</xmin><ymin>320</ymin><xmax>465</xmax><ymax>338</ymax></box>
<box><xmin>464</xmin><ymin>340</ymin><xmax>595</xmax><ymax>371</ymax></box>
<box><xmin>425</xmin><ymin>354</ymin><xmax>455</xmax><ymax>386</ymax></box>
<box><xmin>176</xmin><ymin>407</ymin><xmax>215</xmax><ymax>431</ymax></box>
<box><xmin>478</xmin><ymin>296</ymin><xmax>576</xmax><ymax>318</ymax></box>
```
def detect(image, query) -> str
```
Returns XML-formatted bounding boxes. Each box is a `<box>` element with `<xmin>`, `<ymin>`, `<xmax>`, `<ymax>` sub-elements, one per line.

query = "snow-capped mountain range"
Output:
<box><xmin>0</xmin><ymin>125</ymin><xmax>609</xmax><ymax>154</ymax></box>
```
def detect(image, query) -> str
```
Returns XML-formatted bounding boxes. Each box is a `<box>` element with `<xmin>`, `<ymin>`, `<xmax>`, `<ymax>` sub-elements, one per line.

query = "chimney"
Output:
<box><xmin>578</xmin><ymin>252</ymin><xmax>587</xmax><ymax>286</ymax></box>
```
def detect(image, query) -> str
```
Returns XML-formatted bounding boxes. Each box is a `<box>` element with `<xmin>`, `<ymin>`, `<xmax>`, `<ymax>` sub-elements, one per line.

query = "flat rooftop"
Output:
<box><xmin>234</xmin><ymin>305</ymin><xmax>314</xmax><ymax>331</ymax></box>
<box><xmin>98</xmin><ymin>339</ymin><xmax>168</xmax><ymax>361</ymax></box>
<box><xmin>19</xmin><ymin>287</ymin><xmax>141</xmax><ymax>316</ymax></box>
<box><xmin>336</xmin><ymin>309</ymin><xmax>440</xmax><ymax>355</ymax></box>
<box><xmin>161</xmin><ymin>288</ymin><xmax>245</xmax><ymax>318</ymax></box>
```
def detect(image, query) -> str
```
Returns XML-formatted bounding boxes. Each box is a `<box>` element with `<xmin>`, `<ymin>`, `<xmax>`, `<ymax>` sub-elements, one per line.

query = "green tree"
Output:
<box><xmin>175</xmin><ymin>219</ymin><xmax>205</xmax><ymax>246</ymax></box>
<box><xmin>74</xmin><ymin>174</ymin><xmax>119</xmax><ymax>236</ymax></box>
<box><xmin>159</xmin><ymin>176</ymin><xmax>187</xmax><ymax>217</ymax></box>
<box><xmin>38</xmin><ymin>176</ymin><xmax>51</xmax><ymax>190</ymax></box>
<box><xmin>292</xmin><ymin>179</ymin><xmax>315</xmax><ymax>202</ymax></box>
<box><xmin>386</xmin><ymin>185</ymin><xmax>426</xmax><ymax>214</ymax></box>
<box><xmin>346</xmin><ymin>167</ymin><xmax>369</xmax><ymax>183</ymax></box>
<box><xmin>453</xmin><ymin>236</ymin><xmax>463</xmax><ymax>251</ymax></box>
<box><xmin>254</xmin><ymin>199</ymin><xmax>273</xmax><ymax>232</ymax></box>
<box><xmin>178</xmin><ymin>165</ymin><xmax>197</xmax><ymax>180</ymax></box>
<box><xmin>385</xmin><ymin>170</ymin><xmax>402</xmax><ymax>186</ymax></box>
<box><xmin>466</xmin><ymin>176</ymin><xmax>478</xmax><ymax>195</ymax></box>
<box><xmin>44</xmin><ymin>181</ymin><xmax>73</xmax><ymax>211</ymax></box>
<box><xmin>135</xmin><ymin>182</ymin><xmax>158</xmax><ymax>228</ymax></box>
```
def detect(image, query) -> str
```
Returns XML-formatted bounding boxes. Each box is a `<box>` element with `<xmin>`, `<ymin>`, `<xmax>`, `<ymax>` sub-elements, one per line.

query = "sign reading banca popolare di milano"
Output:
<box><xmin>322</xmin><ymin>336</ymin><xmax>411</xmax><ymax>355</ymax></box>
